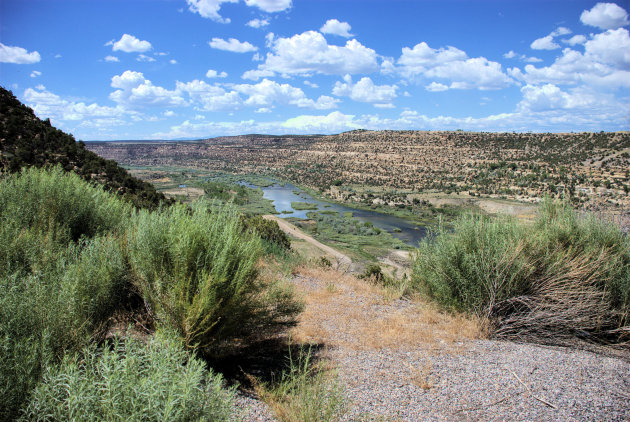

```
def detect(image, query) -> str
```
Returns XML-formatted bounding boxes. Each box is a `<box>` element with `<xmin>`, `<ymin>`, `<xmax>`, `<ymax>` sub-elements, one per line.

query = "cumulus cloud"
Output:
<box><xmin>510</xmin><ymin>28</ymin><xmax>630</xmax><ymax>89</ymax></box>
<box><xmin>282</xmin><ymin>111</ymin><xmax>358</xmax><ymax>131</ymax></box>
<box><xmin>246</xmin><ymin>18</ymin><xmax>269</xmax><ymax>28</ymax></box>
<box><xmin>320</xmin><ymin>19</ymin><xmax>353</xmax><ymax>37</ymax></box>
<box><xmin>0</xmin><ymin>43</ymin><xmax>41</xmax><ymax>64</ymax></box>
<box><xmin>110</xmin><ymin>70</ymin><xmax>186</xmax><ymax>108</ymax></box>
<box><xmin>206</xmin><ymin>69</ymin><xmax>228</xmax><ymax>78</ymax></box>
<box><xmin>233</xmin><ymin>78</ymin><xmax>338</xmax><ymax>109</ymax></box>
<box><xmin>246</xmin><ymin>30</ymin><xmax>378</xmax><ymax>78</ymax></box>
<box><xmin>242</xmin><ymin>69</ymin><xmax>275</xmax><ymax>80</ymax></box>
<box><xmin>187</xmin><ymin>0</ymin><xmax>290</xmax><ymax>22</ymax></box>
<box><xmin>425</xmin><ymin>81</ymin><xmax>449</xmax><ymax>92</ymax></box>
<box><xmin>563</xmin><ymin>35</ymin><xmax>587</xmax><ymax>45</ymax></box>
<box><xmin>531</xmin><ymin>35</ymin><xmax>560</xmax><ymax>50</ymax></box>
<box><xmin>186</xmin><ymin>0</ymin><xmax>238</xmax><ymax>23</ymax></box>
<box><xmin>580</xmin><ymin>2</ymin><xmax>629</xmax><ymax>30</ymax></box>
<box><xmin>398</xmin><ymin>42</ymin><xmax>513</xmax><ymax>90</ymax></box>
<box><xmin>30</xmin><ymin>71</ymin><xmax>42</xmax><ymax>78</ymax></box>
<box><xmin>244</xmin><ymin>0</ymin><xmax>292</xmax><ymax>13</ymax></box>
<box><xmin>209</xmin><ymin>37</ymin><xmax>258</xmax><ymax>52</ymax></box>
<box><xmin>104</xmin><ymin>55</ymin><xmax>119</xmax><ymax>62</ymax></box>
<box><xmin>24</xmin><ymin>86</ymin><xmax>125</xmax><ymax>122</ymax></box>
<box><xmin>107</xmin><ymin>34</ymin><xmax>152</xmax><ymax>53</ymax></box>
<box><xmin>333</xmin><ymin>75</ymin><xmax>397</xmax><ymax>105</ymax></box>
<box><xmin>503</xmin><ymin>50</ymin><xmax>542</xmax><ymax>63</ymax></box>
<box><xmin>176</xmin><ymin>79</ymin><xmax>241</xmax><ymax>111</ymax></box>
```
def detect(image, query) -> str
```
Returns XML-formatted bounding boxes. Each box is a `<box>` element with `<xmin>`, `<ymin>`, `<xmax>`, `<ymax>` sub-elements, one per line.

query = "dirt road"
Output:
<box><xmin>263</xmin><ymin>215</ymin><xmax>352</xmax><ymax>266</ymax></box>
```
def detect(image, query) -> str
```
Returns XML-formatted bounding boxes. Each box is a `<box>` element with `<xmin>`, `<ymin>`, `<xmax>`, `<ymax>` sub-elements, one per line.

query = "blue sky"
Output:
<box><xmin>1</xmin><ymin>0</ymin><xmax>629</xmax><ymax>140</ymax></box>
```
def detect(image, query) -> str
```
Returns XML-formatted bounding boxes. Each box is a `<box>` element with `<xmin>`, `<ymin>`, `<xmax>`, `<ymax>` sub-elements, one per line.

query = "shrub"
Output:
<box><xmin>22</xmin><ymin>334</ymin><xmax>236</xmax><ymax>422</ymax></box>
<box><xmin>412</xmin><ymin>199</ymin><xmax>630</xmax><ymax>343</ymax></box>
<box><xmin>127</xmin><ymin>201</ymin><xmax>301</xmax><ymax>356</ymax></box>
<box><xmin>0</xmin><ymin>167</ymin><xmax>131</xmax><ymax>420</ymax></box>
<box><xmin>242</xmin><ymin>215</ymin><xmax>291</xmax><ymax>252</ymax></box>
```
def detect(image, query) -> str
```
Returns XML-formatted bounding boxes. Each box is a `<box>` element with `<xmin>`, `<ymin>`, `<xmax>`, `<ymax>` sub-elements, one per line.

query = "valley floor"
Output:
<box><xmin>236</xmin><ymin>267</ymin><xmax>630</xmax><ymax>421</ymax></box>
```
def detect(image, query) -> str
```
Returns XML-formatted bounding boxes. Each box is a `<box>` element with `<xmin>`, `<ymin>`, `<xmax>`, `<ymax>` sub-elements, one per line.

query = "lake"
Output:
<box><xmin>245</xmin><ymin>181</ymin><xmax>428</xmax><ymax>247</ymax></box>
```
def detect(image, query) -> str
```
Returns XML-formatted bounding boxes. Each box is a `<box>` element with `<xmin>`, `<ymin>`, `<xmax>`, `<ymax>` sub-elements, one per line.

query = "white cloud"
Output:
<box><xmin>584</xmin><ymin>27</ymin><xmax>630</xmax><ymax>67</ymax></box>
<box><xmin>249</xmin><ymin>30</ymin><xmax>378</xmax><ymax>78</ymax></box>
<box><xmin>176</xmin><ymin>79</ymin><xmax>241</xmax><ymax>111</ymax></box>
<box><xmin>105</xmin><ymin>55</ymin><xmax>119</xmax><ymax>62</ymax></box>
<box><xmin>425</xmin><ymin>81</ymin><xmax>449</xmax><ymax>92</ymax></box>
<box><xmin>136</xmin><ymin>54</ymin><xmax>156</xmax><ymax>62</ymax></box>
<box><xmin>242</xmin><ymin>69</ymin><xmax>275</xmax><ymax>80</ymax></box>
<box><xmin>510</xmin><ymin>28</ymin><xmax>630</xmax><ymax>89</ymax></box>
<box><xmin>580</xmin><ymin>2</ymin><xmax>629</xmax><ymax>30</ymax></box>
<box><xmin>186</xmin><ymin>0</ymin><xmax>238</xmax><ymax>23</ymax></box>
<box><xmin>0</xmin><ymin>43</ymin><xmax>41</xmax><ymax>64</ymax></box>
<box><xmin>563</xmin><ymin>34</ymin><xmax>587</xmax><ymax>45</ymax></box>
<box><xmin>110</xmin><ymin>70</ymin><xmax>186</xmax><ymax>108</ymax></box>
<box><xmin>333</xmin><ymin>75</ymin><xmax>397</xmax><ymax>104</ymax></box>
<box><xmin>54</xmin><ymin>54</ymin><xmax>62</xmax><ymax>59</ymax></box>
<box><xmin>304</xmin><ymin>80</ymin><xmax>319</xmax><ymax>88</ymax></box>
<box><xmin>255</xmin><ymin>107</ymin><xmax>272</xmax><ymax>113</ymax></box>
<box><xmin>209</xmin><ymin>37</ymin><xmax>258</xmax><ymax>53</ymax></box>
<box><xmin>30</xmin><ymin>71</ymin><xmax>42</xmax><ymax>78</ymax></box>
<box><xmin>531</xmin><ymin>35</ymin><xmax>560</xmax><ymax>50</ymax></box>
<box><xmin>282</xmin><ymin>111</ymin><xmax>358</xmax><ymax>131</ymax></box>
<box><xmin>398</xmin><ymin>42</ymin><xmax>513</xmax><ymax>90</ymax></box>
<box><xmin>108</xmin><ymin>34</ymin><xmax>152</xmax><ymax>53</ymax></box>
<box><xmin>252</xmin><ymin>52</ymin><xmax>264</xmax><ymax>61</ymax></box>
<box><xmin>246</xmin><ymin>18</ymin><xmax>269</xmax><ymax>28</ymax></box>
<box><xmin>551</xmin><ymin>27</ymin><xmax>572</xmax><ymax>36</ymax></box>
<box><xmin>504</xmin><ymin>50</ymin><xmax>542</xmax><ymax>63</ymax></box>
<box><xmin>170</xmin><ymin>59</ymin><xmax>177</xmax><ymax>64</ymax></box>
<box><xmin>164</xmin><ymin>110</ymin><xmax>175</xmax><ymax>117</ymax></box>
<box><xmin>244</xmin><ymin>0</ymin><xmax>292</xmax><ymax>13</ymax></box>
<box><xmin>24</xmin><ymin>86</ymin><xmax>125</xmax><ymax>122</ymax></box>
<box><xmin>206</xmin><ymin>69</ymin><xmax>228</xmax><ymax>78</ymax></box>
<box><xmin>320</xmin><ymin>19</ymin><xmax>353</xmax><ymax>37</ymax></box>
<box><xmin>233</xmin><ymin>78</ymin><xmax>338</xmax><ymax>109</ymax></box>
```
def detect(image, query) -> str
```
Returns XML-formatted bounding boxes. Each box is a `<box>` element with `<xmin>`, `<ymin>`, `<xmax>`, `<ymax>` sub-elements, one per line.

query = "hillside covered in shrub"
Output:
<box><xmin>0</xmin><ymin>166</ymin><xmax>302</xmax><ymax>420</ymax></box>
<box><xmin>0</xmin><ymin>86</ymin><xmax>170</xmax><ymax>209</ymax></box>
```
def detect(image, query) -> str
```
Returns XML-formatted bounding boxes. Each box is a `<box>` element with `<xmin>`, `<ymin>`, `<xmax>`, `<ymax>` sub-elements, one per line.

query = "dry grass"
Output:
<box><xmin>410</xmin><ymin>361</ymin><xmax>435</xmax><ymax>391</ymax></box>
<box><xmin>290</xmin><ymin>265</ymin><xmax>485</xmax><ymax>351</ymax></box>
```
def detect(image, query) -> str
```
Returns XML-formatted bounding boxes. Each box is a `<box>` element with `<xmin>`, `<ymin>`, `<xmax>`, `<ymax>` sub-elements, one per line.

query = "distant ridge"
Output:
<box><xmin>0</xmin><ymin>86</ymin><xmax>171</xmax><ymax>209</ymax></box>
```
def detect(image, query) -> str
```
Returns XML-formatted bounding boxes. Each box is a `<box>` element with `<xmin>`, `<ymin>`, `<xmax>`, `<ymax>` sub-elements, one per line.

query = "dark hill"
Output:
<box><xmin>0</xmin><ymin>86</ymin><xmax>171</xmax><ymax>209</ymax></box>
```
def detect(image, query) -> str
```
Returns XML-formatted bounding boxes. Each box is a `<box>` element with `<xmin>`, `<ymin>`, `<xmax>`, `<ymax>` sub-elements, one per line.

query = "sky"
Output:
<box><xmin>1</xmin><ymin>0</ymin><xmax>629</xmax><ymax>140</ymax></box>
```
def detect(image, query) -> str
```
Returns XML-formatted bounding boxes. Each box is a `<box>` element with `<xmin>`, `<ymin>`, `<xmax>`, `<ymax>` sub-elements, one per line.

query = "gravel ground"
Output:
<box><xmin>233</xmin><ymin>271</ymin><xmax>630</xmax><ymax>421</ymax></box>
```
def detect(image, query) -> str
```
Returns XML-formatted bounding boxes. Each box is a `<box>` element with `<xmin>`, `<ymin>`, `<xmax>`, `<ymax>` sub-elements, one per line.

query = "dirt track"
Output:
<box><xmin>263</xmin><ymin>215</ymin><xmax>351</xmax><ymax>266</ymax></box>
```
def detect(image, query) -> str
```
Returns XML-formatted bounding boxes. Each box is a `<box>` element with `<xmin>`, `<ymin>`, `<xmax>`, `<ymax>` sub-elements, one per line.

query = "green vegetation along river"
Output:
<box><xmin>245</xmin><ymin>181</ymin><xmax>428</xmax><ymax>247</ymax></box>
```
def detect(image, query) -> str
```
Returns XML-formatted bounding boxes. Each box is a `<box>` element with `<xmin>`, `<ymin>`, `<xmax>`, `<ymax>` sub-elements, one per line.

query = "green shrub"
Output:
<box><xmin>22</xmin><ymin>334</ymin><xmax>236</xmax><ymax>422</ymax></box>
<box><xmin>412</xmin><ymin>199</ymin><xmax>630</xmax><ymax>342</ymax></box>
<box><xmin>242</xmin><ymin>215</ymin><xmax>291</xmax><ymax>252</ymax></box>
<box><xmin>127</xmin><ymin>201</ymin><xmax>301</xmax><ymax>356</ymax></box>
<box><xmin>0</xmin><ymin>167</ymin><xmax>132</xmax><ymax>420</ymax></box>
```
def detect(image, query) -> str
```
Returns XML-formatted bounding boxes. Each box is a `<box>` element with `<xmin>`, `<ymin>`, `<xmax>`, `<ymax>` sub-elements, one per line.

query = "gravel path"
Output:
<box><xmin>234</xmin><ymin>269</ymin><xmax>630</xmax><ymax>421</ymax></box>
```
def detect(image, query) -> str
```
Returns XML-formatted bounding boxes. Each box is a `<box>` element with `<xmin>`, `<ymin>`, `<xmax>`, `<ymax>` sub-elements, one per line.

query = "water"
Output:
<box><xmin>244</xmin><ymin>181</ymin><xmax>428</xmax><ymax>247</ymax></box>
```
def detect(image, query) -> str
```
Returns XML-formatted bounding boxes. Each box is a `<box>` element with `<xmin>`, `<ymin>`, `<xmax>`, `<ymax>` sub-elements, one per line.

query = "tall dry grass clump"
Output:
<box><xmin>127</xmin><ymin>200</ymin><xmax>302</xmax><ymax>356</ymax></box>
<box><xmin>412</xmin><ymin>199</ymin><xmax>630</xmax><ymax>344</ymax></box>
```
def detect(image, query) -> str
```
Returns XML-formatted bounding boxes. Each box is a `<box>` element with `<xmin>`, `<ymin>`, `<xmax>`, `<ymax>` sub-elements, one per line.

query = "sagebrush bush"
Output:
<box><xmin>0</xmin><ymin>167</ymin><xmax>131</xmax><ymax>419</ymax></box>
<box><xmin>412</xmin><ymin>199</ymin><xmax>630</xmax><ymax>343</ymax></box>
<box><xmin>22</xmin><ymin>333</ymin><xmax>236</xmax><ymax>422</ymax></box>
<box><xmin>127</xmin><ymin>200</ymin><xmax>302</xmax><ymax>356</ymax></box>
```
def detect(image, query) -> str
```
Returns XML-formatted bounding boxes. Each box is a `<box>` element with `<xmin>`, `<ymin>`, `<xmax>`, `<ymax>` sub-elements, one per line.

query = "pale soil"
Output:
<box><xmin>237</xmin><ymin>267</ymin><xmax>630</xmax><ymax>421</ymax></box>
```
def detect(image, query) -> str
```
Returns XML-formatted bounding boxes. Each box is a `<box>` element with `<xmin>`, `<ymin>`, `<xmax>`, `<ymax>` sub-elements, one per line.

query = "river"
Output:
<box><xmin>245</xmin><ymin>181</ymin><xmax>428</xmax><ymax>247</ymax></box>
